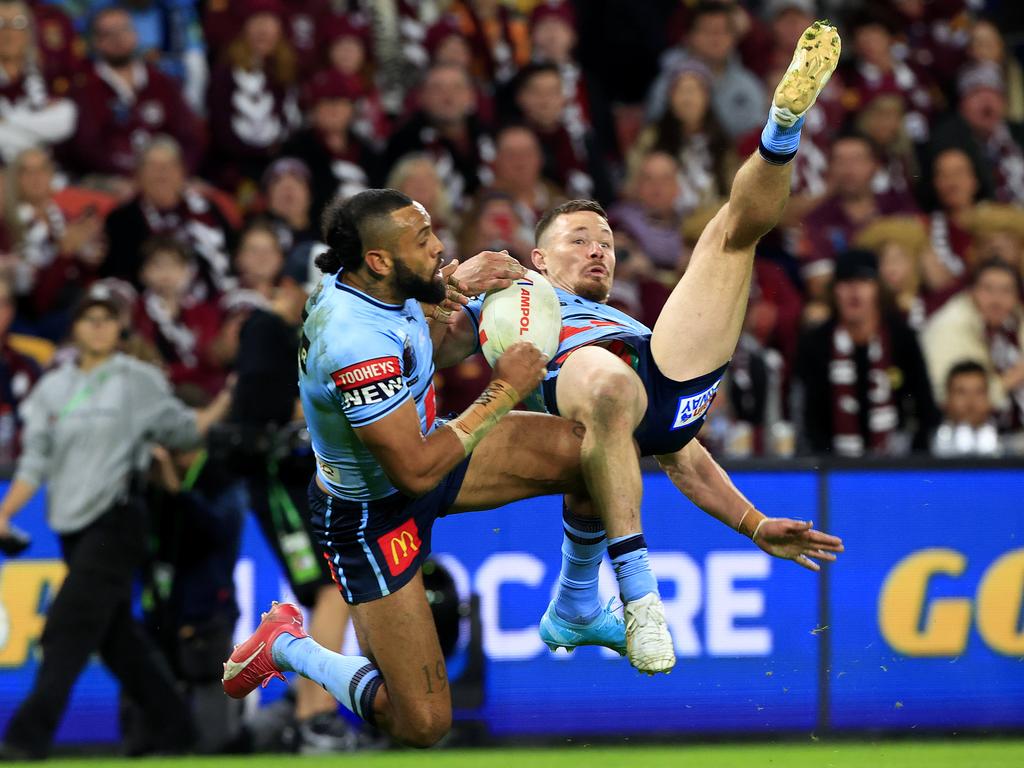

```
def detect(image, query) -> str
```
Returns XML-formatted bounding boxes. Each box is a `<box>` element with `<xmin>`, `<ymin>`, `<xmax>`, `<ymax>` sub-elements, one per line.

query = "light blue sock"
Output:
<box><xmin>758</xmin><ymin>111</ymin><xmax>806</xmax><ymax>164</ymax></box>
<box><xmin>553</xmin><ymin>505</ymin><xmax>606</xmax><ymax>624</ymax></box>
<box><xmin>272</xmin><ymin>635</ymin><xmax>382</xmax><ymax>725</ymax></box>
<box><xmin>608</xmin><ymin>533</ymin><xmax>658</xmax><ymax>603</ymax></box>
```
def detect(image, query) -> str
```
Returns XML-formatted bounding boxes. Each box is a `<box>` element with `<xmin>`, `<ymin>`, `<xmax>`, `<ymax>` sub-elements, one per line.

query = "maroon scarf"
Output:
<box><xmin>829</xmin><ymin>326</ymin><xmax>899</xmax><ymax>456</ymax></box>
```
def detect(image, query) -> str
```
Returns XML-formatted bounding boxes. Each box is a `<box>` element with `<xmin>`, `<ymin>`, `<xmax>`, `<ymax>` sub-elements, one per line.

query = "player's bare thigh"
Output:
<box><xmin>649</xmin><ymin>206</ymin><xmax>754</xmax><ymax>382</ymax></box>
<box><xmin>449</xmin><ymin>411</ymin><xmax>588</xmax><ymax>512</ymax></box>
<box><xmin>348</xmin><ymin>570</ymin><xmax>451</xmax><ymax>745</ymax></box>
<box><xmin>555</xmin><ymin>345</ymin><xmax>647</xmax><ymax>428</ymax></box>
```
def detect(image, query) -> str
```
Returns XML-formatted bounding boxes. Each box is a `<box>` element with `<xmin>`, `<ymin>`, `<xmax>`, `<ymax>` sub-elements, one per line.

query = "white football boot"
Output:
<box><xmin>624</xmin><ymin>592</ymin><xmax>676</xmax><ymax>675</ymax></box>
<box><xmin>770</xmin><ymin>20</ymin><xmax>842</xmax><ymax>127</ymax></box>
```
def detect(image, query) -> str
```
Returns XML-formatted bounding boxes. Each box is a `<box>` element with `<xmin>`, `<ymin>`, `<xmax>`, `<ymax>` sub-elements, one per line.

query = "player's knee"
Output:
<box><xmin>578</xmin><ymin>369</ymin><xmax>642</xmax><ymax>427</ymax></box>
<box><xmin>397</xmin><ymin>705</ymin><xmax>451</xmax><ymax>748</ymax></box>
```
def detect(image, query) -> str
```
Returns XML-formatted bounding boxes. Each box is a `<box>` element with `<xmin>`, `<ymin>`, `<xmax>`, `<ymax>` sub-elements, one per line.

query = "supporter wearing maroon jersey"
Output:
<box><xmin>206</xmin><ymin>0</ymin><xmax>300</xmax><ymax>195</ymax></box>
<box><xmin>71</xmin><ymin>7</ymin><xmax>204</xmax><ymax>177</ymax></box>
<box><xmin>0</xmin><ymin>147</ymin><xmax>104</xmax><ymax>339</ymax></box>
<box><xmin>281</xmin><ymin>69</ymin><xmax>378</xmax><ymax>225</ymax></box>
<box><xmin>798</xmin><ymin>134</ymin><xmax>919</xmax><ymax>301</ymax></box>
<box><xmin>925</xmin><ymin>148</ymin><xmax>982</xmax><ymax>311</ymax></box>
<box><xmin>133</xmin><ymin>237</ymin><xmax>225</xmax><ymax>399</ymax></box>
<box><xmin>386</xmin><ymin>62</ymin><xmax>494</xmax><ymax>209</ymax></box>
<box><xmin>0</xmin><ymin>1</ymin><xmax>76</xmax><ymax>163</ymax></box>
<box><xmin>27</xmin><ymin>0</ymin><xmax>84</xmax><ymax>91</ymax></box>
<box><xmin>512</xmin><ymin>62</ymin><xmax>612</xmax><ymax>203</ymax></box>
<box><xmin>102</xmin><ymin>137</ymin><xmax>236</xmax><ymax>300</ymax></box>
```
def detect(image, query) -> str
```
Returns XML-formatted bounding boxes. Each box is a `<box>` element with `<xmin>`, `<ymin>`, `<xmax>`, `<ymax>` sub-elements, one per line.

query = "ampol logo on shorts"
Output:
<box><xmin>671</xmin><ymin>380</ymin><xmax>722</xmax><ymax>430</ymax></box>
<box><xmin>377</xmin><ymin>518</ymin><xmax>422</xmax><ymax>577</ymax></box>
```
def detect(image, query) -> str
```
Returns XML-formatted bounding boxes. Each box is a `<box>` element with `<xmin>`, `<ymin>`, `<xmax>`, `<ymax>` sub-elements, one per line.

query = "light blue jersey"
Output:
<box><xmin>466</xmin><ymin>286</ymin><xmax>651</xmax><ymax>382</ymax></box>
<box><xmin>299</xmin><ymin>275</ymin><xmax>437</xmax><ymax>502</ymax></box>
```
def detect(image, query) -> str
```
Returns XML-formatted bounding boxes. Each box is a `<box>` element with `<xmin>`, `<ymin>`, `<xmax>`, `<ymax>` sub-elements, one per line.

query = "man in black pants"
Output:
<box><xmin>230</xmin><ymin>249</ymin><xmax>355</xmax><ymax>753</ymax></box>
<box><xmin>0</xmin><ymin>290</ymin><xmax>232</xmax><ymax>760</ymax></box>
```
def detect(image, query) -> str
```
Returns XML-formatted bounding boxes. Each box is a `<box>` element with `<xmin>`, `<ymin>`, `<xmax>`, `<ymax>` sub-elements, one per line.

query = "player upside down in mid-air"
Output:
<box><xmin>450</xmin><ymin>21</ymin><xmax>846</xmax><ymax>675</ymax></box>
<box><xmin>222</xmin><ymin>21</ymin><xmax>843</xmax><ymax>747</ymax></box>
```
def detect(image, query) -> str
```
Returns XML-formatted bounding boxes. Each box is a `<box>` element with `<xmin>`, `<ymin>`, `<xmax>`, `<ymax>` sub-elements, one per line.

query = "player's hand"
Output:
<box><xmin>753</xmin><ymin>518</ymin><xmax>844</xmax><ymax>572</ymax></box>
<box><xmin>429</xmin><ymin>260</ymin><xmax>470</xmax><ymax>325</ymax></box>
<box><xmin>493</xmin><ymin>341</ymin><xmax>547</xmax><ymax>397</ymax></box>
<box><xmin>455</xmin><ymin>250</ymin><xmax>527</xmax><ymax>296</ymax></box>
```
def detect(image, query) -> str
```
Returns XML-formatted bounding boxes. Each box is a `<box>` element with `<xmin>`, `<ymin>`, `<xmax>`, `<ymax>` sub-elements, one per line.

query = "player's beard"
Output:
<box><xmin>394</xmin><ymin>258</ymin><xmax>446</xmax><ymax>303</ymax></box>
<box><xmin>574</xmin><ymin>277</ymin><xmax>611</xmax><ymax>303</ymax></box>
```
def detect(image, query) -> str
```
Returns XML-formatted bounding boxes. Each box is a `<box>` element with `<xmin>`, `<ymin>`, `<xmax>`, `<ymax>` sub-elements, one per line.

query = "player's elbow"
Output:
<box><xmin>390</xmin><ymin>468</ymin><xmax>438</xmax><ymax>498</ymax></box>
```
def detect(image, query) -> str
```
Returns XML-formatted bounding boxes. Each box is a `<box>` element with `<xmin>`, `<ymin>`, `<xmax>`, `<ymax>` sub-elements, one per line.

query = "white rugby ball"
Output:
<box><xmin>478</xmin><ymin>270</ymin><xmax>561</xmax><ymax>368</ymax></box>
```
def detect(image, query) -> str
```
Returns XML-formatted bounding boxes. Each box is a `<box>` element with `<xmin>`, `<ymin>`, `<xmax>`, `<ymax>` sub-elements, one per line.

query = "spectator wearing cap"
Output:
<box><xmin>930</xmin><ymin>61</ymin><xmax>1024</xmax><ymax>205</ymax></box>
<box><xmin>925</xmin><ymin>148</ymin><xmax>982</xmax><ymax>308</ymax></box>
<box><xmin>646</xmin><ymin>1</ymin><xmax>766</xmax><ymax>140</ymax></box>
<box><xmin>842</xmin><ymin>8</ymin><xmax>939</xmax><ymax>144</ymax></box>
<box><xmin>0</xmin><ymin>1</ymin><xmax>77</xmax><ymax>162</ymax></box>
<box><xmin>933</xmin><ymin>361</ymin><xmax>1002</xmax><ymax>457</ymax></box>
<box><xmin>281</xmin><ymin>69</ymin><xmax>378</xmax><ymax>224</ymax></box>
<box><xmin>260</xmin><ymin>157</ymin><xmax>315</xmax><ymax>254</ymax></box>
<box><xmin>71</xmin><ymin>6</ymin><xmax>205</xmax><ymax>177</ymax></box>
<box><xmin>386</xmin><ymin>152</ymin><xmax>458</xmax><ymax>260</ymax></box>
<box><xmin>794</xmin><ymin>248</ymin><xmax>939</xmax><ymax>457</ymax></box>
<box><xmin>318</xmin><ymin>11</ymin><xmax>390</xmax><ymax>148</ymax></box>
<box><xmin>0</xmin><ymin>282</ymin><xmax>233</xmax><ymax>762</ymax></box>
<box><xmin>386</xmin><ymin>62</ymin><xmax>494</xmax><ymax>208</ymax></box>
<box><xmin>965</xmin><ymin>203</ymin><xmax>1024</xmax><ymax>276</ymax></box>
<box><xmin>457</xmin><ymin>190</ymin><xmax>533</xmax><ymax>266</ymax></box>
<box><xmin>609</xmin><ymin>149</ymin><xmax>686</xmax><ymax>271</ymax></box>
<box><xmin>629</xmin><ymin>58</ymin><xmax>735</xmax><ymax>213</ymax></box>
<box><xmin>967</xmin><ymin>18</ymin><xmax>1024</xmax><ymax>124</ymax></box>
<box><xmin>512</xmin><ymin>62</ymin><xmax>612</xmax><ymax>203</ymax></box>
<box><xmin>206</xmin><ymin>0</ymin><xmax>300</xmax><ymax>198</ymax></box>
<box><xmin>486</xmin><ymin>123</ymin><xmax>566</xmax><ymax>237</ymax></box>
<box><xmin>754</xmin><ymin>0</ymin><xmax>818</xmax><ymax>76</ymax></box>
<box><xmin>103</xmin><ymin>136</ymin><xmax>236</xmax><ymax>300</ymax></box>
<box><xmin>1</xmin><ymin>147</ymin><xmax>105</xmax><ymax>340</ymax></box>
<box><xmin>133</xmin><ymin>236</ymin><xmax>226</xmax><ymax>400</ymax></box>
<box><xmin>0</xmin><ymin>272</ymin><xmax>43</xmax><ymax>464</ymax></box>
<box><xmin>447</xmin><ymin>0</ymin><xmax>530</xmax><ymax>86</ymax></box>
<box><xmin>798</xmin><ymin>133</ymin><xmax>919</xmax><ymax>302</ymax></box>
<box><xmin>922</xmin><ymin>259</ymin><xmax>1024</xmax><ymax>431</ymax></box>
<box><xmin>424</xmin><ymin>15</ymin><xmax>497</xmax><ymax>126</ymax></box>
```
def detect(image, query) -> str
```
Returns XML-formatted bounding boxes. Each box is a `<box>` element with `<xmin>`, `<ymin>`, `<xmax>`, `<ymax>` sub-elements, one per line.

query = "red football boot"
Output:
<box><xmin>222</xmin><ymin>602</ymin><xmax>308</xmax><ymax>699</ymax></box>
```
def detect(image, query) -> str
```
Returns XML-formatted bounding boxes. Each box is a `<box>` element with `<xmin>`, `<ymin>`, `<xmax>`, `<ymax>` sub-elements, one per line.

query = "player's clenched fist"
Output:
<box><xmin>493</xmin><ymin>341</ymin><xmax>547</xmax><ymax>396</ymax></box>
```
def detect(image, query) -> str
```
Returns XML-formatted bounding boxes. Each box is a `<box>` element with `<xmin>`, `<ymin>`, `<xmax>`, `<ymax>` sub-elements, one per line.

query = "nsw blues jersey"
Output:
<box><xmin>299</xmin><ymin>275</ymin><xmax>437</xmax><ymax>501</ymax></box>
<box><xmin>466</xmin><ymin>287</ymin><xmax>651</xmax><ymax>382</ymax></box>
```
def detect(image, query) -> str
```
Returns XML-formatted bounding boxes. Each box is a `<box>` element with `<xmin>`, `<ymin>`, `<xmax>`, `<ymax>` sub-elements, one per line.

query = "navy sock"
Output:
<box><xmin>758</xmin><ymin>111</ymin><xmax>806</xmax><ymax>165</ymax></box>
<box><xmin>608</xmin><ymin>533</ymin><xmax>658</xmax><ymax>603</ymax></box>
<box><xmin>553</xmin><ymin>504</ymin><xmax>606</xmax><ymax>624</ymax></box>
<box><xmin>272</xmin><ymin>635</ymin><xmax>383</xmax><ymax>726</ymax></box>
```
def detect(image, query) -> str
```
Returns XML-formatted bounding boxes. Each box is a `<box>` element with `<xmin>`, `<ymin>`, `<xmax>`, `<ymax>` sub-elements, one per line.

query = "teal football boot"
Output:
<box><xmin>539</xmin><ymin>598</ymin><xmax>626</xmax><ymax>656</ymax></box>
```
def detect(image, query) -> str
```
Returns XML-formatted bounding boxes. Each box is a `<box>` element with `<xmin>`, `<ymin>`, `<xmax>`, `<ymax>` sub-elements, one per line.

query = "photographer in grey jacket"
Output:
<box><xmin>0</xmin><ymin>288</ymin><xmax>231</xmax><ymax>761</ymax></box>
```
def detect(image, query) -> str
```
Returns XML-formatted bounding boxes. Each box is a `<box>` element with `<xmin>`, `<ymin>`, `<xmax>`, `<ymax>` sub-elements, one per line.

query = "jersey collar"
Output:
<box><xmin>335</xmin><ymin>278</ymin><xmax>404</xmax><ymax>311</ymax></box>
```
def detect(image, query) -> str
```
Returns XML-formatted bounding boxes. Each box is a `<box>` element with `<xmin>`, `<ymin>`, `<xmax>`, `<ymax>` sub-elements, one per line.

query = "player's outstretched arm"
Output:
<box><xmin>656</xmin><ymin>441</ymin><xmax>844</xmax><ymax>572</ymax></box>
<box><xmin>356</xmin><ymin>342</ymin><xmax>546</xmax><ymax>496</ymax></box>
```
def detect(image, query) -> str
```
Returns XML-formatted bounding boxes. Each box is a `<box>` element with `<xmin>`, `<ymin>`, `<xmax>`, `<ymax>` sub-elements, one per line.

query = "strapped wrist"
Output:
<box><xmin>445</xmin><ymin>379</ymin><xmax>520</xmax><ymax>455</ymax></box>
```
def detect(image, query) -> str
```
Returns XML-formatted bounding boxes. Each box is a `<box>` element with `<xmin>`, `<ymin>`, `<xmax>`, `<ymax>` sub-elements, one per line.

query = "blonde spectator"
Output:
<box><xmin>922</xmin><ymin>259</ymin><xmax>1024</xmax><ymax>429</ymax></box>
<box><xmin>966</xmin><ymin>203</ymin><xmax>1024</xmax><ymax>273</ymax></box>
<box><xmin>854</xmin><ymin>215</ymin><xmax>930</xmax><ymax>329</ymax></box>
<box><xmin>386</xmin><ymin>153</ymin><xmax>457</xmax><ymax>260</ymax></box>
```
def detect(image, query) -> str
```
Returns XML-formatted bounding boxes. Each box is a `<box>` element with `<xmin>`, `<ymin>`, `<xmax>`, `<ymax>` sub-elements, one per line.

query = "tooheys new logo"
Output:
<box><xmin>518</xmin><ymin>279</ymin><xmax>532</xmax><ymax>335</ymax></box>
<box><xmin>331</xmin><ymin>356</ymin><xmax>403</xmax><ymax>409</ymax></box>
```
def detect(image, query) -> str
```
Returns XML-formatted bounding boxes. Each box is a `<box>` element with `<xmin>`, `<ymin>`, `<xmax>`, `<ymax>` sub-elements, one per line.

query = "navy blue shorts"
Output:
<box><xmin>542</xmin><ymin>337</ymin><xmax>728</xmax><ymax>457</ymax></box>
<box><xmin>307</xmin><ymin>457</ymin><xmax>471</xmax><ymax>605</ymax></box>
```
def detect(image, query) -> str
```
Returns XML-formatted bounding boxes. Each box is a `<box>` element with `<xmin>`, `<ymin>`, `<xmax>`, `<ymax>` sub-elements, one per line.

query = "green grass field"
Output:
<box><xmin>13</xmin><ymin>740</ymin><xmax>1024</xmax><ymax>768</ymax></box>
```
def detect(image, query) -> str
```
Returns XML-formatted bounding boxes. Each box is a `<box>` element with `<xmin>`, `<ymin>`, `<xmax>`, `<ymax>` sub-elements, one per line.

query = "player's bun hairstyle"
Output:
<box><xmin>317</xmin><ymin>189</ymin><xmax>415</xmax><ymax>274</ymax></box>
<box><xmin>534</xmin><ymin>199</ymin><xmax>609</xmax><ymax>246</ymax></box>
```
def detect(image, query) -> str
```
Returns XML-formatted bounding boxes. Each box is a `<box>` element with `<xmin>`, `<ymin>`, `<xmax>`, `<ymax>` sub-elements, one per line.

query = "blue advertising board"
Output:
<box><xmin>0</xmin><ymin>472</ymin><xmax>821</xmax><ymax>743</ymax></box>
<box><xmin>828</xmin><ymin>469</ymin><xmax>1024</xmax><ymax>730</ymax></box>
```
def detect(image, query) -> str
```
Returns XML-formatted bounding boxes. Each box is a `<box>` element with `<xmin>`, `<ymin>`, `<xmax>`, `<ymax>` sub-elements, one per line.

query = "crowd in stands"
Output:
<box><xmin>2</xmin><ymin>0</ymin><xmax>1024</xmax><ymax>467</ymax></box>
